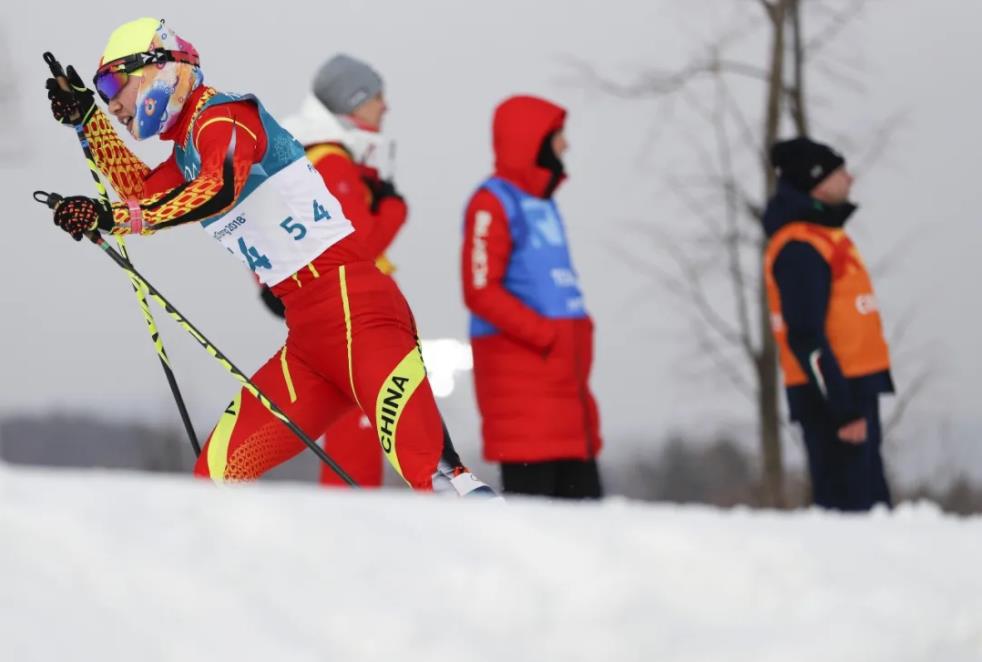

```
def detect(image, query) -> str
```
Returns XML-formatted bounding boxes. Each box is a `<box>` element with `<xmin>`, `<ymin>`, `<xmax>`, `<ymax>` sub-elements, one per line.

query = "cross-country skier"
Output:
<box><xmin>43</xmin><ymin>17</ymin><xmax>493</xmax><ymax>496</ymax></box>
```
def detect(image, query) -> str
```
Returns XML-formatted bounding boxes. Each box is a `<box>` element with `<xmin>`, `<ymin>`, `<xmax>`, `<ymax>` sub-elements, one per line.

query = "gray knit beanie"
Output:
<box><xmin>312</xmin><ymin>54</ymin><xmax>384</xmax><ymax>115</ymax></box>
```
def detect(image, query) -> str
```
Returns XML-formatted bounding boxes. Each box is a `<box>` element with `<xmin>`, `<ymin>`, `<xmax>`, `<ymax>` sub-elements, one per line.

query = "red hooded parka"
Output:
<box><xmin>461</xmin><ymin>96</ymin><xmax>603</xmax><ymax>463</ymax></box>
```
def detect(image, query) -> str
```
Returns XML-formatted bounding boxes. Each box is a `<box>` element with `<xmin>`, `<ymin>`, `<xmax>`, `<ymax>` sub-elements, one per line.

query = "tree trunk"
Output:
<box><xmin>757</xmin><ymin>0</ymin><xmax>789</xmax><ymax>507</ymax></box>
<box><xmin>756</xmin><ymin>304</ymin><xmax>784</xmax><ymax>507</ymax></box>
<box><xmin>789</xmin><ymin>0</ymin><xmax>810</xmax><ymax>134</ymax></box>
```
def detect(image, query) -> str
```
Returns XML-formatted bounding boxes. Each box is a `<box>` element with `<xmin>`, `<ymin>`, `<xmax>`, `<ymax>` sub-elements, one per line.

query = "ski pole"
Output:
<box><xmin>33</xmin><ymin>191</ymin><xmax>358</xmax><ymax>486</ymax></box>
<box><xmin>44</xmin><ymin>51</ymin><xmax>201</xmax><ymax>457</ymax></box>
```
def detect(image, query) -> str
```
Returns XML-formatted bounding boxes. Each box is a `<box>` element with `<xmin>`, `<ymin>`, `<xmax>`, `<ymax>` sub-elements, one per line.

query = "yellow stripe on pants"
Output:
<box><xmin>207</xmin><ymin>392</ymin><xmax>243</xmax><ymax>482</ymax></box>
<box><xmin>339</xmin><ymin>265</ymin><xmax>363</xmax><ymax>410</ymax></box>
<box><xmin>279</xmin><ymin>346</ymin><xmax>298</xmax><ymax>404</ymax></box>
<box><xmin>375</xmin><ymin>347</ymin><xmax>427</xmax><ymax>481</ymax></box>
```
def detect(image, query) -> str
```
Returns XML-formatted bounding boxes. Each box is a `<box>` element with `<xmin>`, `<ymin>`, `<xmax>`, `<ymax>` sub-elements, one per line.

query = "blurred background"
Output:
<box><xmin>1</xmin><ymin>0</ymin><xmax>980</xmax><ymax>510</ymax></box>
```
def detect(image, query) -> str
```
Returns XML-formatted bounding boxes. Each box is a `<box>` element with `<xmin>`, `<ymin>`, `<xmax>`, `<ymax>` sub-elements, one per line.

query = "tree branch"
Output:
<box><xmin>694</xmin><ymin>332</ymin><xmax>757</xmax><ymax>398</ymax></box>
<box><xmin>804</xmin><ymin>0</ymin><xmax>872</xmax><ymax>55</ymax></box>
<box><xmin>612</xmin><ymin>224</ymin><xmax>747</xmax><ymax>349</ymax></box>
<box><xmin>717</xmin><ymin>76</ymin><xmax>767</xmax><ymax>174</ymax></box>
<box><xmin>712</xmin><ymin>74</ymin><xmax>757</xmax><ymax>359</ymax></box>
<box><xmin>757</xmin><ymin>0</ymin><xmax>778</xmax><ymax>23</ymax></box>
<box><xmin>853</xmin><ymin>110</ymin><xmax>908</xmax><ymax>175</ymax></box>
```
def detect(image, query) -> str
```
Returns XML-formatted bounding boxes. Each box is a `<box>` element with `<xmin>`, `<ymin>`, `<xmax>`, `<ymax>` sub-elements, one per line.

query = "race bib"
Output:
<box><xmin>203</xmin><ymin>159</ymin><xmax>354</xmax><ymax>285</ymax></box>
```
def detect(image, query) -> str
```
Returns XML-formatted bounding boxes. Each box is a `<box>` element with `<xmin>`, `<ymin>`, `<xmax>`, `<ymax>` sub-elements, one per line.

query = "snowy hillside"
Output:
<box><xmin>1</xmin><ymin>463</ymin><xmax>980</xmax><ymax>661</ymax></box>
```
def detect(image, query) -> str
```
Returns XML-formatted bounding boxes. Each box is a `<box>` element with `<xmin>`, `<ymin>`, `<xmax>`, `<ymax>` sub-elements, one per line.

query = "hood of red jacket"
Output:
<box><xmin>493</xmin><ymin>95</ymin><xmax>566</xmax><ymax>198</ymax></box>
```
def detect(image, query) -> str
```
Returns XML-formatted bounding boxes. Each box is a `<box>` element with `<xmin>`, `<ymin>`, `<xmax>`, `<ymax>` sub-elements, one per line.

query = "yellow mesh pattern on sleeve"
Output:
<box><xmin>107</xmin><ymin>116</ymin><xmax>253</xmax><ymax>234</ymax></box>
<box><xmin>82</xmin><ymin>108</ymin><xmax>150</xmax><ymax>199</ymax></box>
<box><xmin>107</xmin><ymin>170</ymin><xmax>229</xmax><ymax>235</ymax></box>
<box><xmin>101</xmin><ymin>89</ymin><xmax>249</xmax><ymax>236</ymax></box>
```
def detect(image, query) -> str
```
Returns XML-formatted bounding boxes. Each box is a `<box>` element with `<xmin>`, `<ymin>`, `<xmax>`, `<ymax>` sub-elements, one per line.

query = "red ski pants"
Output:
<box><xmin>319</xmin><ymin>409</ymin><xmax>383</xmax><ymax>487</ymax></box>
<box><xmin>193</xmin><ymin>261</ymin><xmax>441</xmax><ymax>489</ymax></box>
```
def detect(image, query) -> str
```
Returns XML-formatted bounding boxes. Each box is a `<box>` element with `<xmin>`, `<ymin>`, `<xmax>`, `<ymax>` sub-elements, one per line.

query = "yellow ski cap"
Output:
<box><xmin>99</xmin><ymin>17</ymin><xmax>162</xmax><ymax>74</ymax></box>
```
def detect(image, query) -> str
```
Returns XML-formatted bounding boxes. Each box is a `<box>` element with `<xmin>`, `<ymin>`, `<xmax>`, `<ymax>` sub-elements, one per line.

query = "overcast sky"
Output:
<box><xmin>1</xmin><ymin>0</ymin><xmax>979</xmax><ymax>485</ymax></box>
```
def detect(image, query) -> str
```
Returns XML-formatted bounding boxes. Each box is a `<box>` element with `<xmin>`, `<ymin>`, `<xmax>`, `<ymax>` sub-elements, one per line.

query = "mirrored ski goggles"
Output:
<box><xmin>93</xmin><ymin>49</ymin><xmax>200</xmax><ymax>103</ymax></box>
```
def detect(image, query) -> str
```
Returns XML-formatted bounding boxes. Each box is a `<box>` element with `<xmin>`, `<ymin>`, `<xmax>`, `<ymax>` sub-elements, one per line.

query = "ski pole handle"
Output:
<box><xmin>32</xmin><ymin>190</ymin><xmax>103</xmax><ymax>245</ymax></box>
<box><xmin>43</xmin><ymin>51</ymin><xmax>86</xmax><ymax>125</ymax></box>
<box><xmin>44</xmin><ymin>52</ymin><xmax>70</xmax><ymax>93</ymax></box>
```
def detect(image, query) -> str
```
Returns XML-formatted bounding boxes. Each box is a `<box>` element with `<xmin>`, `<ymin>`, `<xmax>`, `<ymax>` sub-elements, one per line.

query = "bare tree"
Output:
<box><xmin>574</xmin><ymin>0</ymin><xmax>881</xmax><ymax>507</ymax></box>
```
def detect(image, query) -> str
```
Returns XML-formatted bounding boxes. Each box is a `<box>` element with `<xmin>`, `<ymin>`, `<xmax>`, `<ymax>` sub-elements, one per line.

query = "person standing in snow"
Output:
<box><xmin>256</xmin><ymin>54</ymin><xmax>406</xmax><ymax>488</ymax></box>
<box><xmin>461</xmin><ymin>95</ymin><xmax>603</xmax><ymax>499</ymax></box>
<box><xmin>764</xmin><ymin>137</ymin><xmax>893</xmax><ymax>511</ymax></box>
<box><xmin>43</xmin><ymin>17</ymin><xmax>493</xmax><ymax>497</ymax></box>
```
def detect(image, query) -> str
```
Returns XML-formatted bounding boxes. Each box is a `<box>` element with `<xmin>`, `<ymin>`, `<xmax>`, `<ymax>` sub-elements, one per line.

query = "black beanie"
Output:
<box><xmin>770</xmin><ymin>137</ymin><xmax>845</xmax><ymax>194</ymax></box>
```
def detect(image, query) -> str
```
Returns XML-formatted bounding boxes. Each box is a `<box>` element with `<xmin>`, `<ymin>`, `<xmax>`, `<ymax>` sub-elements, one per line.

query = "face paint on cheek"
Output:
<box><xmin>136</xmin><ymin>87</ymin><xmax>173</xmax><ymax>138</ymax></box>
<box><xmin>129</xmin><ymin>62</ymin><xmax>202</xmax><ymax>140</ymax></box>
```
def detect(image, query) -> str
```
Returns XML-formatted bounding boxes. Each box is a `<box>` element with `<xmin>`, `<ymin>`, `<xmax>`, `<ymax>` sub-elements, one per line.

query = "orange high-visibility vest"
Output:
<box><xmin>764</xmin><ymin>222</ymin><xmax>891</xmax><ymax>387</ymax></box>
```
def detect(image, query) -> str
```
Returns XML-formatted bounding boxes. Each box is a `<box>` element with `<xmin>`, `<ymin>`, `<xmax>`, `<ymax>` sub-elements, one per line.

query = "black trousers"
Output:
<box><xmin>799</xmin><ymin>397</ymin><xmax>892</xmax><ymax>511</ymax></box>
<box><xmin>500</xmin><ymin>459</ymin><xmax>603</xmax><ymax>499</ymax></box>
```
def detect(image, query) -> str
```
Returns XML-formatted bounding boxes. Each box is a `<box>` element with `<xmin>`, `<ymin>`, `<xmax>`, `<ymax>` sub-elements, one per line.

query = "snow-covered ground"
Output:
<box><xmin>1</xmin><ymin>463</ymin><xmax>980</xmax><ymax>662</ymax></box>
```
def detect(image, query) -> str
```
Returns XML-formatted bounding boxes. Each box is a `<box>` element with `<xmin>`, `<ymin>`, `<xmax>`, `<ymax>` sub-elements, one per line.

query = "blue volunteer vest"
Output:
<box><xmin>469</xmin><ymin>177</ymin><xmax>588</xmax><ymax>338</ymax></box>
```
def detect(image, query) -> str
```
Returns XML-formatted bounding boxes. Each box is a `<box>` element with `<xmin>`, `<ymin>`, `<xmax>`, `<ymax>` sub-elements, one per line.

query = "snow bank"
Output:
<box><xmin>1</xmin><ymin>463</ymin><xmax>980</xmax><ymax>661</ymax></box>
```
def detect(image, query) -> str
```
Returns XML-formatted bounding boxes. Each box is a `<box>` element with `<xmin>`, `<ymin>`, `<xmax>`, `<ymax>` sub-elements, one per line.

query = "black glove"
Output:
<box><xmin>52</xmin><ymin>195</ymin><xmax>113</xmax><ymax>241</ymax></box>
<box><xmin>259</xmin><ymin>285</ymin><xmax>286</xmax><ymax>319</ymax></box>
<box><xmin>363</xmin><ymin>177</ymin><xmax>403</xmax><ymax>214</ymax></box>
<box><xmin>45</xmin><ymin>65</ymin><xmax>95</xmax><ymax>126</ymax></box>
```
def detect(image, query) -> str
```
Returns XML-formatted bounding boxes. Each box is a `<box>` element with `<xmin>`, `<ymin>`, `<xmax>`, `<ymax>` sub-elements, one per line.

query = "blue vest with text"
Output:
<box><xmin>469</xmin><ymin>177</ymin><xmax>588</xmax><ymax>338</ymax></box>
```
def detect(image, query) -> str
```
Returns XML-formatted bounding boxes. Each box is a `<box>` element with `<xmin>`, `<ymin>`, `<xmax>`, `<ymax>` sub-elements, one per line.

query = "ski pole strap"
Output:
<box><xmin>125</xmin><ymin>199</ymin><xmax>144</xmax><ymax>234</ymax></box>
<box><xmin>33</xmin><ymin>190</ymin><xmax>60</xmax><ymax>209</ymax></box>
